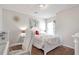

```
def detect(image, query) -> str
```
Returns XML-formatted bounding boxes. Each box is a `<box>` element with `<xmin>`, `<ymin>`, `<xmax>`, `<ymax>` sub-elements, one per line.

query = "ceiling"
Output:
<box><xmin>0</xmin><ymin>4</ymin><xmax>79</xmax><ymax>18</ymax></box>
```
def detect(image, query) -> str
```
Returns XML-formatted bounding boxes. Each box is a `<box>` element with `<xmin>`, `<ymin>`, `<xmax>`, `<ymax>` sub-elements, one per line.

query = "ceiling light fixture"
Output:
<box><xmin>39</xmin><ymin>4</ymin><xmax>45</xmax><ymax>8</ymax></box>
<box><xmin>39</xmin><ymin>4</ymin><xmax>48</xmax><ymax>9</ymax></box>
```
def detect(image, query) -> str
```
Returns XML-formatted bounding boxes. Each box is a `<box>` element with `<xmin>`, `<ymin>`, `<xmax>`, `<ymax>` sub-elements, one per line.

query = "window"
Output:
<box><xmin>47</xmin><ymin>21</ymin><xmax>55</xmax><ymax>35</ymax></box>
<box><xmin>38</xmin><ymin>18</ymin><xmax>55</xmax><ymax>35</ymax></box>
<box><xmin>39</xmin><ymin>20</ymin><xmax>45</xmax><ymax>32</ymax></box>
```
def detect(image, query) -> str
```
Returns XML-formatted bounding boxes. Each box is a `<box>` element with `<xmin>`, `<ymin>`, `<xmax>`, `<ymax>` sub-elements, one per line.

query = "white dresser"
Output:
<box><xmin>0</xmin><ymin>32</ymin><xmax>9</xmax><ymax>55</ymax></box>
<box><xmin>72</xmin><ymin>33</ymin><xmax>79</xmax><ymax>55</ymax></box>
<box><xmin>0</xmin><ymin>40</ymin><xmax>9</xmax><ymax>55</ymax></box>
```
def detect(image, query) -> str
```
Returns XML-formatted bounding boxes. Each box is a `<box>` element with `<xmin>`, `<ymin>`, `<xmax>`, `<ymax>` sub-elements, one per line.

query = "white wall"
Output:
<box><xmin>3</xmin><ymin>9</ymin><xmax>30</xmax><ymax>45</ymax></box>
<box><xmin>56</xmin><ymin>6</ymin><xmax>79</xmax><ymax>49</ymax></box>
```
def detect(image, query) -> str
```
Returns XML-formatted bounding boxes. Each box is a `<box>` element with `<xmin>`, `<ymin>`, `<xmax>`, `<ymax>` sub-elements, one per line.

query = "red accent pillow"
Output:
<box><xmin>35</xmin><ymin>31</ymin><xmax>39</xmax><ymax>35</ymax></box>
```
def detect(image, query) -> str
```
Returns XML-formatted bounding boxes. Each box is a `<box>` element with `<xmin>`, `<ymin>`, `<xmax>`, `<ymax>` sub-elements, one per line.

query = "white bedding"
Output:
<box><xmin>33</xmin><ymin>34</ymin><xmax>61</xmax><ymax>54</ymax></box>
<box><xmin>33</xmin><ymin>34</ymin><xmax>45</xmax><ymax>49</ymax></box>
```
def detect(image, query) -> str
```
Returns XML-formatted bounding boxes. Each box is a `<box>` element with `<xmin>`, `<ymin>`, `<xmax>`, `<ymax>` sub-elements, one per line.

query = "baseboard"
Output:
<box><xmin>9</xmin><ymin>43</ymin><xmax>22</xmax><ymax>47</ymax></box>
<box><xmin>62</xmin><ymin>44</ymin><xmax>75</xmax><ymax>49</ymax></box>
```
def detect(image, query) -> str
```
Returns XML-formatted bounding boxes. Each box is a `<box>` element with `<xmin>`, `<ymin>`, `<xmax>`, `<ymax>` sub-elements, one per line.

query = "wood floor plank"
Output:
<box><xmin>32</xmin><ymin>45</ymin><xmax>74</xmax><ymax>55</ymax></box>
<box><xmin>9</xmin><ymin>45</ymin><xmax>22</xmax><ymax>52</ymax></box>
<box><xmin>9</xmin><ymin>45</ymin><xmax>74</xmax><ymax>55</ymax></box>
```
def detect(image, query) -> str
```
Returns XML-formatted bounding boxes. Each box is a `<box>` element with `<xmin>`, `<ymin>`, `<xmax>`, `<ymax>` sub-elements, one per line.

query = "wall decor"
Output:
<box><xmin>13</xmin><ymin>16</ymin><xmax>20</xmax><ymax>22</ymax></box>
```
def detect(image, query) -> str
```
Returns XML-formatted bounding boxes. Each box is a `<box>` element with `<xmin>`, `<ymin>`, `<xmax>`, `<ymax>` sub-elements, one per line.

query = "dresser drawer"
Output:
<box><xmin>0</xmin><ymin>43</ymin><xmax>6</xmax><ymax>54</ymax></box>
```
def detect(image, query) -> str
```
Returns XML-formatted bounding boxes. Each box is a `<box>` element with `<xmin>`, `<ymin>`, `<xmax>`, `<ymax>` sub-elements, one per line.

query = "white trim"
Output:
<box><xmin>63</xmin><ymin>44</ymin><xmax>74</xmax><ymax>49</ymax></box>
<box><xmin>9</xmin><ymin>43</ymin><xmax>22</xmax><ymax>47</ymax></box>
<box><xmin>3</xmin><ymin>41</ymin><xmax>9</xmax><ymax>55</ymax></box>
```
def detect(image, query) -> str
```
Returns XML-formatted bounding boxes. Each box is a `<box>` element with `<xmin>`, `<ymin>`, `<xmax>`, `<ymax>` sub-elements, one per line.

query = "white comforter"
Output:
<box><xmin>33</xmin><ymin>34</ymin><xmax>45</xmax><ymax>49</ymax></box>
<box><xmin>33</xmin><ymin>34</ymin><xmax>61</xmax><ymax>54</ymax></box>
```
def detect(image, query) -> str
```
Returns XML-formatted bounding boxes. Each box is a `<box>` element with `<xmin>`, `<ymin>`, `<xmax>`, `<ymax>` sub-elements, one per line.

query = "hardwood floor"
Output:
<box><xmin>9</xmin><ymin>45</ymin><xmax>74</xmax><ymax>55</ymax></box>
<box><xmin>32</xmin><ymin>46</ymin><xmax>44</xmax><ymax>55</ymax></box>
<box><xmin>32</xmin><ymin>45</ymin><xmax>74</xmax><ymax>55</ymax></box>
<box><xmin>9</xmin><ymin>45</ymin><xmax>22</xmax><ymax>51</ymax></box>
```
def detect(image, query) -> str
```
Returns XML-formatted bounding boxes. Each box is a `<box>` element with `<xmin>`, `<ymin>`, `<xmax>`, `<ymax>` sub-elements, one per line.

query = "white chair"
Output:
<box><xmin>8</xmin><ymin>28</ymin><xmax>33</xmax><ymax>55</ymax></box>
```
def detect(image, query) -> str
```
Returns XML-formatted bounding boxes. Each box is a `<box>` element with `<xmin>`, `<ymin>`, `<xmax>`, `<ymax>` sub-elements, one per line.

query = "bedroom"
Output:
<box><xmin>0</xmin><ymin>4</ymin><xmax>79</xmax><ymax>55</ymax></box>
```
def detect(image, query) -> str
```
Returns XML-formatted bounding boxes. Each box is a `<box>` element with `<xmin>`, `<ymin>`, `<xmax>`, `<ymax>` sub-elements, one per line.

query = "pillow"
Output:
<box><xmin>35</xmin><ymin>30</ymin><xmax>39</xmax><ymax>35</ymax></box>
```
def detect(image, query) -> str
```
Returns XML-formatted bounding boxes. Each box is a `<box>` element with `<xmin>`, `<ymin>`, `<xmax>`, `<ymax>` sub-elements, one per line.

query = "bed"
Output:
<box><xmin>33</xmin><ymin>33</ymin><xmax>61</xmax><ymax>55</ymax></box>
